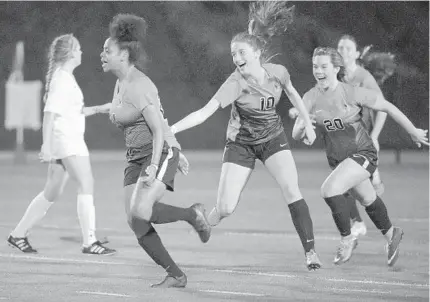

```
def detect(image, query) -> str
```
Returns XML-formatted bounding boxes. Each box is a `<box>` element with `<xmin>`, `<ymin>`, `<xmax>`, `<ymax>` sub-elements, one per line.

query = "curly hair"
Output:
<box><xmin>313</xmin><ymin>47</ymin><xmax>347</xmax><ymax>82</ymax></box>
<box><xmin>231</xmin><ymin>1</ymin><xmax>295</xmax><ymax>63</ymax></box>
<box><xmin>109</xmin><ymin>13</ymin><xmax>148</xmax><ymax>68</ymax></box>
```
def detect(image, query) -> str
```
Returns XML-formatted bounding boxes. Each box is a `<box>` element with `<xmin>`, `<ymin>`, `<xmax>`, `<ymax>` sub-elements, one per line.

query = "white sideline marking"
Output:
<box><xmin>77</xmin><ymin>291</ymin><xmax>132</xmax><ymax>297</ymax></box>
<box><xmin>1</xmin><ymin>253</ymin><xmax>428</xmax><ymax>290</ymax></box>
<box><xmin>199</xmin><ymin>289</ymin><xmax>265</xmax><ymax>297</ymax></box>
<box><xmin>328</xmin><ymin>288</ymin><xmax>391</xmax><ymax>294</ymax></box>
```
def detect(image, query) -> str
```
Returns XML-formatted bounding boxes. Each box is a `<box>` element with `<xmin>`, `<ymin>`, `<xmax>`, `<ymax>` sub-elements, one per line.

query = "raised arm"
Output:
<box><xmin>365</xmin><ymin>94</ymin><xmax>429</xmax><ymax>147</ymax></box>
<box><xmin>171</xmin><ymin>99</ymin><xmax>220</xmax><ymax>135</ymax></box>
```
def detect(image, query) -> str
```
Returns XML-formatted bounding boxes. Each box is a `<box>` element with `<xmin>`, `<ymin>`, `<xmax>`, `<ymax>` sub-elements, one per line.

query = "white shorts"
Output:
<box><xmin>50</xmin><ymin>135</ymin><xmax>89</xmax><ymax>160</ymax></box>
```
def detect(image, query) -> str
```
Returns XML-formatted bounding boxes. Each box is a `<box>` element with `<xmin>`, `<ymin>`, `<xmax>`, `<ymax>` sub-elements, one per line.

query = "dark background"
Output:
<box><xmin>0</xmin><ymin>1</ymin><xmax>428</xmax><ymax>151</ymax></box>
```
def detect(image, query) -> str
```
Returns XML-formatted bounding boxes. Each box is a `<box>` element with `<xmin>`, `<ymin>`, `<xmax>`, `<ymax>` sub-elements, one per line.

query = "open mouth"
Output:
<box><xmin>237</xmin><ymin>62</ymin><xmax>246</xmax><ymax>68</ymax></box>
<box><xmin>316</xmin><ymin>75</ymin><xmax>327</xmax><ymax>81</ymax></box>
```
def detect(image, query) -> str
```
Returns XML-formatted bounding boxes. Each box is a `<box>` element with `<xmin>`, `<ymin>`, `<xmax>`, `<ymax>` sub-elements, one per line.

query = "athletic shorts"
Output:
<box><xmin>123</xmin><ymin>147</ymin><xmax>179</xmax><ymax>191</ymax></box>
<box><xmin>51</xmin><ymin>136</ymin><xmax>89</xmax><ymax>160</ymax></box>
<box><xmin>327</xmin><ymin>150</ymin><xmax>378</xmax><ymax>175</ymax></box>
<box><xmin>223</xmin><ymin>131</ymin><xmax>290</xmax><ymax>169</ymax></box>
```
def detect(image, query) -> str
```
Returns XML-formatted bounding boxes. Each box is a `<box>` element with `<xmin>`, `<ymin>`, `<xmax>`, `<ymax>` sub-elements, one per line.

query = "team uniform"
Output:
<box><xmin>44</xmin><ymin>69</ymin><xmax>89</xmax><ymax>160</ymax></box>
<box><xmin>213</xmin><ymin>63</ymin><xmax>291</xmax><ymax>169</ymax></box>
<box><xmin>109</xmin><ymin>66</ymin><xmax>180</xmax><ymax>191</ymax></box>
<box><xmin>344</xmin><ymin>65</ymin><xmax>382</xmax><ymax>132</ymax></box>
<box><xmin>303</xmin><ymin>82</ymin><xmax>379</xmax><ymax>175</ymax></box>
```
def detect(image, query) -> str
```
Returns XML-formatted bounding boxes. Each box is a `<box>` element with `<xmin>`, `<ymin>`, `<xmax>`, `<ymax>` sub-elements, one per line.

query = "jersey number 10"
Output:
<box><xmin>260</xmin><ymin>96</ymin><xmax>275</xmax><ymax>111</ymax></box>
<box><xmin>323</xmin><ymin>118</ymin><xmax>345</xmax><ymax>131</ymax></box>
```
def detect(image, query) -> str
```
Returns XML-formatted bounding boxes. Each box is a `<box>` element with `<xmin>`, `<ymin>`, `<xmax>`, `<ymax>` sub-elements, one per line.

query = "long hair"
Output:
<box><xmin>313</xmin><ymin>47</ymin><xmax>346</xmax><ymax>82</ymax></box>
<box><xmin>339</xmin><ymin>35</ymin><xmax>396</xmax><ymax>85</ymax></box>
<box><xmin>43</xmin><ymin>34</ymin><xmax>78</xmax><ymax>103</ymax></box>
<box><xmin>109</xmin><ymin>13</ymin><xmax>148</xmax><ymax>71</ymax></box>
<box><xmin>232</xmin><ymin>1</ymin><xmax>295</xmax><ymax>63</ymax></box>
<box><xmin>360</xmin><ymin>46</ymin><xmax>396</xmax><ymax>85</ymax></box>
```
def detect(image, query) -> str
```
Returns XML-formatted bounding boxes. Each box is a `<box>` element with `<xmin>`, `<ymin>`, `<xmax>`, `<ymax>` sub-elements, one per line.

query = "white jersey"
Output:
<box><xmin>43</xmin><ymin>68</ymin><xmax>88</xmax><ymax>159</ymax></box>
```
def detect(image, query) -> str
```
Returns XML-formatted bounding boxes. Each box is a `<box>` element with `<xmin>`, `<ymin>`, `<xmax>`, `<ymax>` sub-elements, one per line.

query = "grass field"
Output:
<box><xmin>0</xmin><ymin>150</ymin><xmax>428</xmax><ymax>302</ymax></box>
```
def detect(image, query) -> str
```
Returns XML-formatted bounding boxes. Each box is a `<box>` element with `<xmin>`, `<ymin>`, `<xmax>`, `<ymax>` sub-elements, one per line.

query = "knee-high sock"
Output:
<box><xmin>77</xmin><ymin>194</ymin><xmax>97</xmax><ymax>246</ymax></box>
<box><xmin>365</xmin><ymin>197</ymin><xmax>392</xmax><ymax>236</ymax></box>
<box><xmin>288</xmin><ymin>199</ymin><xmax>315</xmax><ymax>253</ymax></box>
<box><xmin>12</xmin><ymin>191</ymin><xmax>53</xmax><ymax>237</ymax></box>
<box><xmin>324</xmin><ymin>195</ymin><xmax>351</xmax><ymax>237</ymax></box>
<box><xmin>150</xmin><ymin>203</ymin><xmax>195</xmax><ymax>224</ymax></box>
<box><xmin>345</xmin><ymin>193</ymin><xmax>363</xmax><ymax>222</ymax></box>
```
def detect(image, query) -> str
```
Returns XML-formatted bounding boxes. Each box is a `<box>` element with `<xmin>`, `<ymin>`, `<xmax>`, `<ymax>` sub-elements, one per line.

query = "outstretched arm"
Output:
<box><xmin>366</xmin><ymin>95</ymin><xmax>429</xmax><ymax>147</ymax></box>
<box><xmin>83</xmin><ymin>103</ymin><xmax>112</xmax><ymax>117</ymax></box>
<box><xmin>171</xmin><ymin>99</ymin><xmax>220</xmax><ymax>134</ymax></box>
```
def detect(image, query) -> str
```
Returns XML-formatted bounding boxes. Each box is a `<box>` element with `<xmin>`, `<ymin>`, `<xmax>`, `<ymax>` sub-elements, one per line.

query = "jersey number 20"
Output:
<box><xmin>260</xmin><ymin>96</ymin><xmax>275</xmax><ymax>111</ymax></box>
<box><xmin>323</xmin><ymin>118</ymin><xmax>345</xmax><ymax>131</ymax></box>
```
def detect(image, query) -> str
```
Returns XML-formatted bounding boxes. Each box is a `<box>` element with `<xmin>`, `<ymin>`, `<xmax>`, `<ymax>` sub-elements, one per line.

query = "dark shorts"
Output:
<box><xmin>328</xmin><ymin>150</ymin><xmax>378</xmax><ymax>175</ymax></box>
<box><xmin>124</xmin><ymin>147</ymin><xmax>179</xmax><ymax>191</ymax></box>
<box><xmin>223</xmin><ymin>131</ymin><xmax>290</xmax><ymax>169</ymax></box>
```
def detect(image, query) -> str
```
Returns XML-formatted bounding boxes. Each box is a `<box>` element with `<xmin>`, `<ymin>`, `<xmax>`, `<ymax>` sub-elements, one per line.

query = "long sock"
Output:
<box><xmin>77</xmin><ymin>194</ymin><xmax>96</xmax><ymax>247</ymax></box>
<box><xmin>288</xmin><ymin>199</ymin><xmax>315</xmax><ymax>253</ymax></box>
<box><xmin>324</xmin><ymin>195</ymin><xmax>351</xmax><ymax>237</ymax></box>
<box><xmin>365</xmin><ymin>197</ymin><xmax>392</xmax><ymax>235</ymax></box>
<box><xmin>207</xmin><ymin>207</ymin><xmax>222</xmax><ymax>226</ymax></box>
<box><xmin>12</xmin><ymin>191</ymin><xmax>53</xmax><ymax>237</ymax></box>
<box><xmin>345</xmin><ymin>193</ymin><xmax>363</xmax><ymax>222</ymax></box>
<box><xmin>150</xmin><ymin>203</ymin><xmax>195</xmax><ymax>224</ymax></box>
<box><xmin>138</xmin><ymin>226</ymin><xmax>184</xmax><ymax>277</ymax></box>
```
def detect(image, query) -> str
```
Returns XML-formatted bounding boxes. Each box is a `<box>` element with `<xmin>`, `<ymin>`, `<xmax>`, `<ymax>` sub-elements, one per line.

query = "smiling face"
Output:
<box><xmin>312</xmin><ymin>55</ymin><xmax>340</xmax><ymax>89</ymax></box>
<box><xmin>230</xmin><ymin>41</ymin><xmax>261</xmax><ymax>76</ymax></box>
<box><xmin>337</xmin><ymin>38</ymin><xmax>359</xmax><ymax>67</ymax></box>
<box><xmin>100</xmin><ymin>37</ymin><xmax>125</xmax><ymax>73</ymax></box>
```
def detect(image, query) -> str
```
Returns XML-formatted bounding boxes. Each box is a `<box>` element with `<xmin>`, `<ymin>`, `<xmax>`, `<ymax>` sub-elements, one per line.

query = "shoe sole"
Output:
<box><xmin>388</xmin><ymin>229</ymin><xmax>404</xmax><ymax>267</ymax></box>
<box><xmin>191</xmin><ymin>204</ymin><xmax>211</xmax><ymax>243</ymax></box>
<box><xmin>82</xmin><ymin>251</ymin><xmax>117</xmax><ymax>256</ymax></box>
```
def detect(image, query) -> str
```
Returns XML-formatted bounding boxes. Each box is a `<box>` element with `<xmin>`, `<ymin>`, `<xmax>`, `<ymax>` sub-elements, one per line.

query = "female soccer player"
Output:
<box><xmin>100</xmin><ymin>14</ymin><xmax>211</xmax><ymax>288</ymax></box>
<box><xmin>171</xmin><ymin>2</ymin><xmax>322</xmax><ymax>271</ymax></box>
<box><xmin>7</xmin><ymin>34</ymin><xmax>116</xmax><ymax>255</ymax></box>
<box><xmin>292</xmin><ymin>47</ymin><xmax>428</xmax><ymax>266</ymax></box>
<box><xmin>337</xmin><ymin>35</ymin><xmax>396</xmax><ymax>238</ymax></box>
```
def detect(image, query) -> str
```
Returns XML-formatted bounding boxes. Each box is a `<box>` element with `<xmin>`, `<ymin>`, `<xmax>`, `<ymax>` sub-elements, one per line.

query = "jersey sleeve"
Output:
<box><xmin>44</xmin><ymin>74</ymin><xmax>70</xmax><ymax>115</ymax></box>
<box><xmin>128</xmin><ymin>80</ymin><xmax>158</xmax><ymax>112</ymax></box>
<box><xmin>213</xmin><ymin>73</ymin><xmax>242</xmax><ymax>108</ymax></box>
<box><xmin>354</xmin><ymin>86</ymin><xmax>380</xmax><ymax>108</ymax></box>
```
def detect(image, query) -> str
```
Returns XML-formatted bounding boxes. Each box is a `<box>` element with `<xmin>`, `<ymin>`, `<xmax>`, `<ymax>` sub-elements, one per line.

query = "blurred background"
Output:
<box><xmin>0</xmin><ymin>1</ymin><xmax>428</xmax><ymax>152</ymax></box>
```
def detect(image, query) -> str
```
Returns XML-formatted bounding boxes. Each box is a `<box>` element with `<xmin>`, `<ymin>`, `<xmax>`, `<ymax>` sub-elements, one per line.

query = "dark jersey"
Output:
<box><xmin>213</xmin><ymin>63</ymin><xmax>290</xmax><ymax>145</ymax></box>
<box><xmin>303</xmin><ymin>82</ymin><xmax>379</xmax><ymax>163</ymax></box>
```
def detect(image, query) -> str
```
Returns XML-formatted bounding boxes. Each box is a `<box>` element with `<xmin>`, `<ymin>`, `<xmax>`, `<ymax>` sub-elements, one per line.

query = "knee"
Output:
<box><xmin>77</xmin><ymin>175</ymin><xmax>94</xmax><ymax>194</ymax></box>
<box><xmin>321</xmin><ymin>181</ymin><xmax>344</xmax><ymax>198</ymax></box>
<box><xmin>131</xmin><ymin>202</ymin><xmax>152</xmax><ymax>222</ymax></box>
<box><xmin>43</xmin><ymin>180</ymin><xmax>64</xmax><ymax>201</ymax></box>
<box><xmin>358</xmin><ymin>193</ymin><xmax>377</xmax><ymax>207</ymax></box>
<box><xmin>279</xmin><ymin>183</ymin><xmax>302</xmax><ymax>204</ymax></box>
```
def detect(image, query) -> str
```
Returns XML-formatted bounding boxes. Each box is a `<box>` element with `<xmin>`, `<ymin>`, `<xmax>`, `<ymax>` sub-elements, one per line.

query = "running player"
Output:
<box><xmin>337</xmin><ymin>35</ymin><xmax>396</xmax><ymax>238</ymax></box>
<box><xmin>7</xmin><ymin>34</ymin><xmax>116</xmax><ymax>255</ymax></box>
<box><xmin>292</xmin><ymin>47</ymin><xmax>428</xmax><ymax>266</ymax></box>
<box><xmin>171</xmin><ymin>2</ymin><xmax>322</xmax><ymax>271</ymax></box>
<box><xmin>100</xmin><ymin>13</ymin><xmax>211</xmax><ymax>288</ymax></box>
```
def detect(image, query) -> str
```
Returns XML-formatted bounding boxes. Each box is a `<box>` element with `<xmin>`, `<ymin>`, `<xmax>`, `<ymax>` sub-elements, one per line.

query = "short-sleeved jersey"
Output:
<box><xmin>303</xmin><ymin>82</ymin><xmax>378</xmax><ymax>163</ymax></box>
<box><xmin>109</xmin><ymin>67</ymin><xmax>180</xmax><ymax>154</ymax></box>
<box><xmin>213</xmin><ymin>63</ymin><xmax>290</xmax><ymax>145</ymax></box>
<box><xmin>345</xmin><ymin>65</ymin><xmax>382</xmax><ymax>130</ymax></box>
<box><xmin>44</xmin><ymin>69</ymin><xmax>85</xmax><ymax>138</ymax></box>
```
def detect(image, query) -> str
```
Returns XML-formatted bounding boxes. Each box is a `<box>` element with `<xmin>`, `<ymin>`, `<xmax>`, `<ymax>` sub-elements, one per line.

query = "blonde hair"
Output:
<box><xmin>43</xmin><ymin>34</ymin><xmax>79</xmax><ymax>102</ymax></box>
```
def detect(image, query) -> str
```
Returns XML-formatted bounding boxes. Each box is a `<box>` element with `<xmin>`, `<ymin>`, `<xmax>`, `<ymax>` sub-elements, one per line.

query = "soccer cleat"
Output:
<box><xmin>7</xmin><ymin>235</ymin><xmax>37</xmax><ymax>253</ymax></box>
<box><xmin>82</xmin><ymin>241</ymin><xmax>116</xmax><ymax>255</ymax></box>
<box><xmin>386</xmin><ymin>227</ymin><xmax>404</xmax><ymax>267</ymax></box>
<box><xmin>189</xmin><ymin>203</ymin><xmax>211</xmax><ymax>243</ymax></box>
<box><xmin>333</xmin><ymin>236</ymin><xmax>357</xmax><ymax>265</ymax></box>
<box><xmin>305</xmin><ymin>249</ymin><xmax>322</xmax><ymax>271</ymax></box>
<box><xmin>151</xmin><ymin>273</ymin><xmax>187</xmax><ymax>288</ymax></box>
<box><xmin>351</xmin><ymin>221</ymin><xmax>367</xmax><ymax>237</ymax></box>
